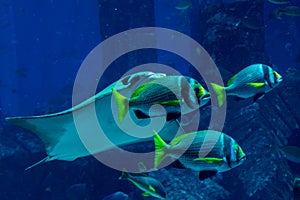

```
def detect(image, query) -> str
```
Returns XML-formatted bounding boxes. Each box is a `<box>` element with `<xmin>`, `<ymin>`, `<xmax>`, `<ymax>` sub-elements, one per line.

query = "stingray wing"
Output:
<box><xmin>6</xmin><ymin>72</ymin><xmax>183</xmax><ymax>164</ymax></box>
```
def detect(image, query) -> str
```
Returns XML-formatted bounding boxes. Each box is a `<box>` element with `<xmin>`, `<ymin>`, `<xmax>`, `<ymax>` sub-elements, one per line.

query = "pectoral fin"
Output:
<box><xmin>247</xmin><ymin>82</ymin><xmax>265</xmax><ymax>88</ymax></box>
<box><xmin>199</xmin><ymin>171</ymin><xmax>218</xmax><ymax>181</ymax></box>
<box><xmin>149</xmin><ymin>185</ymin><xmax>156</xmax><ymax>192</ymax></box>
<box><xmin>155</xmin><ymin>100</ymin><xmax>181</xmax><ymax>106</ymax></box>
<box><xmin>193</xmin><ymin>157</ymin><xmax>223</xmax><ymax>164</ymax></box>
<box><xmin>142</xmin><ymin>192</ymin><xmax>150</xmax><ymax>197</ymax></box>
<box><xmin>227</xmin><ymin>73</ymin><xmax>238</xmax><ymax>86</ymax></box>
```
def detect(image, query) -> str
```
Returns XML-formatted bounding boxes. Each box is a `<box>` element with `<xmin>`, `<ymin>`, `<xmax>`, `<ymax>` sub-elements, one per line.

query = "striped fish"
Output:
<box><xmin>119</xmin><ymin>171</ymin><xmax>167</xmax><ymax>199</ymax></box>
<box><xmin>211</xmin><ymin>64</ymin><xmax>282</xmax><ymax>106</ymax></box>
<box><xmin>294</xmin><ymin>178</ymin><xmax>300</xmax><ymax>200</ymax></box>
<box><xmin>275</xmin><ymin>6</ymin><xmax>300</xmax><ymax>20</ymax></box>
<box><xmin>153</xmin><ymin>130</ymin><xmax>246</xmax><ymax>180</ymax></box>
<box><xmin>112</xmin><ymin>76</ymin><xmax>210</xmax><ymax>123</ymax></box>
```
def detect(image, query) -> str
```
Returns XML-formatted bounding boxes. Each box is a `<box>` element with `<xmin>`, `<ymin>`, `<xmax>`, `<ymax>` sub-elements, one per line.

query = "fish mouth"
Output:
<box><xmin>202</xmin><ymin>93</ymin><xmax>211</xmax><ymax>99</ymax></box>
<box><xmin>276</xmin><ymin>73</ymin><xmax>283</xmax><ymax>83</ymax></box>
<box><xmin>239</xmin><ymin>155</ymin><xmax>246</xmax><ymax>163</ymax></box>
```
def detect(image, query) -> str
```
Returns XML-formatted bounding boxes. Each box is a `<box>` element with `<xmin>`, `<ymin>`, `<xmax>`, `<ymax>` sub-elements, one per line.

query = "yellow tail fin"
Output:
<box><xmin>210</xmin><ymin>83</ymin><xmax>225</xmax><ymax>107</ymax></box>
<box><xmin>153</xmin><ymin>130</ymin><xmax>169</xmax><ymax>169</ymax></box>
<box><xmin>112</xmin><ymin>89</ymin><xmax>129</xmax><ymax>123</ymax></box>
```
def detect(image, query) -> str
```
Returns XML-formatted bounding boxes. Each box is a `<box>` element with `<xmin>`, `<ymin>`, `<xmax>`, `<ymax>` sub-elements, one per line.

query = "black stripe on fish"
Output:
<box><xmin>172</xmin><ymin>160</ymin><xmax>186</xmax><ymax>169</ymax></box>
<box><xmin>134</xmin><ymin>110</ymin><xmax>180</xmax><ymax>121</ymax></box>
<box><xmin>226</xmin><ymin>155</ymin><xmax>232</xmax><ymax>168</ymax></box>
<box><xmin>166</xmin><ymin>112</ymin><xmax>181</xmax><ymax>121</ymax></box>
<box><xmin>182</xmin><ymin>77</ymin><xmax>197</xmax><ymax>109</ymax></box>
<box><xmin>262</xmin><ymin>64</ymin><xmax>273</xmax><ymax>88</ymax></box>
<box><xmin>134</xmin><ymin>110</ymin><xmax>150</xmax><ymax>119</ymax></box>
<box><xmin>193</xmin><ymin>86</ymin><xmax>200</xmax><ymax>105</ymax></box>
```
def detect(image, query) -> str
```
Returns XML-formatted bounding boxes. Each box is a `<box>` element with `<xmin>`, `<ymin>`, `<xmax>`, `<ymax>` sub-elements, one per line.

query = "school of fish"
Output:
<box><xmin>6</xmin><ymin>63</ymin><xmax>285</xmax><ymax>199</ymax></box>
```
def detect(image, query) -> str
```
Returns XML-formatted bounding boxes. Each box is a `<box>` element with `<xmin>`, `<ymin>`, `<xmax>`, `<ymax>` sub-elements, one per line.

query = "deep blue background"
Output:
<box><xmin>0</xmin><ymin>0</ymin><xmax>100</xmax><ymax>115</ymax></box>
<box><xmin>1</xmin><ymin>0</ymin><xmax>299</xmax><ymax>116</ymax></box>
<box><xmin>0</xmin><ymin>0</ymin><xmax>300</xmax><ymax>200</ymax></box>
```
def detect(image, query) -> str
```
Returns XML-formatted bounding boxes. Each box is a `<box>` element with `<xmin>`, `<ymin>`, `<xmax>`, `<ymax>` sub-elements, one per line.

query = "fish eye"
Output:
<box><xmin>194</xmin><ymin>86</ymin><xmax>200</xmax><ymax>95</ymax></box>
<box><xmin>129</xmin><ymin>76</ymin><xmax>141</xmax><ymax>84</ymax></box>
<box><xmin>234</xmin><ymin>144</ymin><xmax>242</xmax><ymax>158</ymax></box>
<box><xmin>234</xmin><ymin>144</ymin><xmax>239</xmax><ymax>150</ymax></box>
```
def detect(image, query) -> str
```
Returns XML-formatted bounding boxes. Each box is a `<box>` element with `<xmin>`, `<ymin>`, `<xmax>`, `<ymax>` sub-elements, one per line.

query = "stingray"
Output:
<box><xmin>6</xmin><ymin>71</ymin><xmax>188</xmax><ymax>169</ymax></box>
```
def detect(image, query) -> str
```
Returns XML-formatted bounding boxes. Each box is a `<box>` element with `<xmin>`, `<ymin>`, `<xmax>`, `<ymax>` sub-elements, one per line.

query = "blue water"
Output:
<box><xmin>0</xmin><ymin>0</ymin><xmax>300</xmax><ymax>199</ymax></box>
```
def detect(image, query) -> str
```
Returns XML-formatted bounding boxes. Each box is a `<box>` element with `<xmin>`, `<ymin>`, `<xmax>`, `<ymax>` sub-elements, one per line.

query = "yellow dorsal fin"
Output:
<box><xmin>131</xmin><ymin>82</ymin><xmax>152</xmax><ymax>98</ymax></box>
<box><xmin>227</xmin><ymin>73</ymin><xmax>238</xmax><ymax>86</ymax></box>
<box><xmin>170</xmin><ymin>132</ymin><xmax>197</xmax><ymax>146</ymax></box>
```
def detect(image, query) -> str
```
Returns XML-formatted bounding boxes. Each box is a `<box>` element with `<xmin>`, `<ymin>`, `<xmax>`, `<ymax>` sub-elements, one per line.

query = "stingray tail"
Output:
<box><xmin>25</xmin><ymin>157</ymin><xmax>49</xmax><ymax>171</ymax></box>
<box><xmin>6</xmin><ymin>113</ymin><xmax>73</xmax><ymax>165</ymax></box>
<box><xmin>112</xmin><ymin>89</ymin><xmax>129</xmax><ymax>123</ymax></box>
<box><xmin>210</xmin><ymin>83</ymin><xmax>226</xmax><ymax>107</ymax></box>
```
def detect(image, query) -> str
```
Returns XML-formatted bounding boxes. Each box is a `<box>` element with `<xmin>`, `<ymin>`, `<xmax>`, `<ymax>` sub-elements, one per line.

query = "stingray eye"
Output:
<box><xmin>128</xmin><ymin>75</ymin><xmax>141</xmax><ymax>84</ymax></box>
<box><xmin>121</xmin><ymin>76</ymin><xmax>130</xmax><ymax>85</ymax></box>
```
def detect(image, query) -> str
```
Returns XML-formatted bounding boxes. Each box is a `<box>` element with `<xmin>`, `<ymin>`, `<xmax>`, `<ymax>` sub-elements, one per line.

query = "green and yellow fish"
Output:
<box><xmin>280</xmin><ymin>146</ymin><xmax>300</xmax><ymax>163</ymax></box>
<box><xmin>153</xmin><ymin>130</ymin><xmax>246</xmax><ymax>180</ymax></box>
<box><xmin>175</xmin><ymin>1</ymin><xmax>192</xmax><ymax>10</ymax></box>
<box><xmin>268</xmin><ymin>0</ymin><xmax>290</xmax><ymax>5</ymax></box>
<box><xmin>112</xmin><ymin>76</ymin><xmax>210</xmax><ymax>123</ymax></box>
<box><xmin>119</xmin><ymin>171</ymin><xmax>167</xmax><ymax>199</ymax></box>
<box><xmin>294</xmin><ymin>178</ymin><xmax>300</xmax><ymax>200</ymax></box>
<box><xmin>275</xmin><ymin>6</ymin><xmax>300</xmax><ymax>19</ymax></box>
<box><xmin>211</xmin><ymin>64</ymin><xmax>282</xmax><ymax>106</ymax></box>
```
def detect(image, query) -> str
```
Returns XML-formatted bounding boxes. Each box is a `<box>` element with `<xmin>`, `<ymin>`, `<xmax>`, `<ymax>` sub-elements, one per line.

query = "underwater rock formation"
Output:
<box><xmin>199</xmin><ymin>0</ymin><xmax>269</xmax><ymax>73</ymax></box>
<box><xmin>149</xmin><ymin>169</ymin><xmax>230</xmax><ymax>200</ymax></box>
